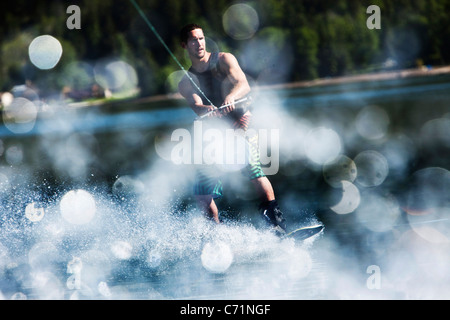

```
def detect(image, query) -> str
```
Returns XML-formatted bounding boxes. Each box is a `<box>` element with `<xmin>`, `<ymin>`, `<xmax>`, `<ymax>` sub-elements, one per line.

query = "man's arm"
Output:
<box><xmin>218</xmin><ymin>52</ymin><xmax>251</xmax><ymax>114</ymax></box>
<box><xmin>178</xmin><ymin>76</ymin><xmax>215</xmax><ymax>117</ymax></box>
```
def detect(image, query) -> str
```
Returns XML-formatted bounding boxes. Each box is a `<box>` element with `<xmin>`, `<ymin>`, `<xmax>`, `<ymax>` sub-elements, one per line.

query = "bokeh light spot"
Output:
<box><xmin>304</xmin><ymin>127</ymin><xmax>341</xmax><ymax>165</ymax></box>
<box><xmin>329</xmin><ymin>181</ymin><xmax>361</xmax><ymax>214</ymax></box>
<box><xmin>356</xmin><ymin>193</ymin><xmax>400</xmax><ymax>232</ymax></box>
<box><xmin>28</xmin><ymin>35</ymin><xmax>63</xmax><ymax>70</ymax></box>
<box><xmin>0</xmin><ymin>92</ymin><xmax>13</xmax><ymax>108</ymax></box>
<box><xmin>3</xmin><ymin>97</ymin><xmax>38</xmax><ymax>134</ymax></box>
<box><xmin>165</xmin><ymin>70</ymin><xmax>186</xmax><ymax>93</ymax></box>
<box><xmin>356</xmin><ymin>105</ymin><xmax>390</xmax><ymax>140</ymax></box>
<box><xmin>354</xmin><ymin>150</ymin><xmax>389</xmax><ymax>187</ymax></box>
<box><xmin>405</xmin><ymin>167</ymin><xmax>450</xmax><ymax>215</ymax></box>
<box><xmin>323</xmin><ymin>155</ymin><xmax>357</xmax><ymax>188</ymax></box>
<box><xmin>25</xmin><ymin>202</ymin><xmax>45</xmax><ymax>222</ymax></box>
<box><xmin>94</xmin><ymin>59</ymin><xmax>138</xmax><ymax>94</ymax></box>
<box><xmin>60</xmin><ymin>189</ymin><xmax>96</xmax><ymax>225</ymax></box>
<box><xmin>201</xmin><ymin>241</ymin><xmax>233</xmax><ymax>273</ymax></box>
<box><xmin>222</xmin><ymin>4</ymin><xmax>259</xmax><ymax>40</ymax></box>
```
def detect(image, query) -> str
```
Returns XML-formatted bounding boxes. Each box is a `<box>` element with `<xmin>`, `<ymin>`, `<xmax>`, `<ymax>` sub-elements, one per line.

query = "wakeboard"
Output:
<box><xmin>284</xmin><ymin>224</ymin><xmax>324</xmax><ymax>241</ymax></box>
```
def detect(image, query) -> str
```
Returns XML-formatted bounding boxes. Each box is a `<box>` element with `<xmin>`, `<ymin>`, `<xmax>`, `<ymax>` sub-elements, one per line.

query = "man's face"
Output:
<box><xmin>184</xmin><ymin>28</ymin><xmax>206</xmax><ymax>59</ymax></box>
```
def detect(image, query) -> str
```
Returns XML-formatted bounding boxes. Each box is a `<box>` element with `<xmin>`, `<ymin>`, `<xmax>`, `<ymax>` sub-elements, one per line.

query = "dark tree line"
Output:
<box><xmin>1</xmin><ymin>0</ymin><xmax>449</xmax><ymax>97</ymax></box>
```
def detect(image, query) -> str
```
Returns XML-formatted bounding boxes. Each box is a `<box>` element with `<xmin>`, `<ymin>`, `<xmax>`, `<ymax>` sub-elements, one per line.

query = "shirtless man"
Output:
<box><xmin>178</xmin><ymin>24</ymin><xmax>286</xmax><ymax>235</ymax></box>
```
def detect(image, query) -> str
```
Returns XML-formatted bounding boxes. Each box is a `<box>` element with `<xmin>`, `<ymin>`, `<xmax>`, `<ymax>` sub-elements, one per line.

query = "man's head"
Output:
<box><xmin>180</xmin><ymin>23</ymin><xmax>206</xmax><ymax>59</ymax></box>
<box><xmin>180</xmin><ymin>24</ymin><xmax>202</xmax><ymax>44</ymax></box>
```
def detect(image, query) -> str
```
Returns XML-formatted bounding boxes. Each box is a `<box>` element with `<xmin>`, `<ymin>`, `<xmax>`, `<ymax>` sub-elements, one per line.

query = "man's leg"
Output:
<box><xmin>244</xmin><ymin>132</ymin><xmax>286</xmax><ymax>234</ymax></box>
<box><xmin>196</xmin><ymin>195</ymin><xmax>220</xmax><ymax>223</ymax></box>
<box><xmin>251</xmin><ymin>176</ymin><xmax>286</xmax><ymax>234</ymax></box>
<box><xmin>251</xmin><ymin>176</ymin><xmax>275</xmax><ymax>202</ymax></box>
<box><xmin>193</xmin><ymin>164</ymin><xmax>222</xmax><ymax>224</ymax></box>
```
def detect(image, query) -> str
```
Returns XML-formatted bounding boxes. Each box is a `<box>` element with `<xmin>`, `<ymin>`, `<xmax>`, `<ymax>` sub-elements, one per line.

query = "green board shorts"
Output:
<box><xmin>193</xmin><ymin>114</ymin><xmax>265</xmax><ymax>198</ymax></box>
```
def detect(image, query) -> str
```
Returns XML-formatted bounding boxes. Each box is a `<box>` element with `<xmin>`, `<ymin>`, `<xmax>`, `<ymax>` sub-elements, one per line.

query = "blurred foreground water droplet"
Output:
<box><xmin>201</xmin><ymin>241</ymin><xmax>234</xmax><ymax>273</ymax></box>
<box><xmin>25</xmin><ymin>202</ymin><xmax>45</xmax><ymax>222</ymax></box>
<box><xmin>60</xmin><ymin>189</ymin><xmax>96</xmax><ymax>225</ymax></box>
<box><xmin>28</xmin><ymin>35</ymin><xmax>63</xmax><ymax>70</ymax></box>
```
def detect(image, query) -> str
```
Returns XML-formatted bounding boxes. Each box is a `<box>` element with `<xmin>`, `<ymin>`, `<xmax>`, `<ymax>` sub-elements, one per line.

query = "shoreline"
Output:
<box><xmin>70</xmin><ymin>65</ymin><xmax>450</xmax><ymax>109</ymax></box>
<box><xmin>257</xmin><ymin>65</ymin><xmax>450</xmax><ymax>91</ymax></box>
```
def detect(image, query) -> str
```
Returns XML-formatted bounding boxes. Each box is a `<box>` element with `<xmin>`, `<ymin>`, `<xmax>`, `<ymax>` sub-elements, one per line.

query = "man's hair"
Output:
<box><xmin>180</xmin><ymin>23</ymin><xmax>202</xmax><ymax>44</ymax></box>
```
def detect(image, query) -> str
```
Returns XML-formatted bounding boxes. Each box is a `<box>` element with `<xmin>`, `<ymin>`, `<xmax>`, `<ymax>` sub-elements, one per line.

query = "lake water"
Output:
<box><xmin>0</xmin><ymin>74</ymin><xmax>449</xmax><ymax>300</ymax></box>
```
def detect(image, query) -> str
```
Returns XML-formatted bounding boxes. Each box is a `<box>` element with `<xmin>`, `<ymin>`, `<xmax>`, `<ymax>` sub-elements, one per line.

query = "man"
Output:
<box><xmin>178</xmin><ymin>23</ymin><xmax>286</xmax><ymax>235</ymax></box>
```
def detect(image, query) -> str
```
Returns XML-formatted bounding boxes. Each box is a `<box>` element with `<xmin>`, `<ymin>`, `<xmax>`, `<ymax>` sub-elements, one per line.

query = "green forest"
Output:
<box><xmin>1</xmin><ymin>0</ymin><xmax>450</xmax><ymax>98</ymax></box>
